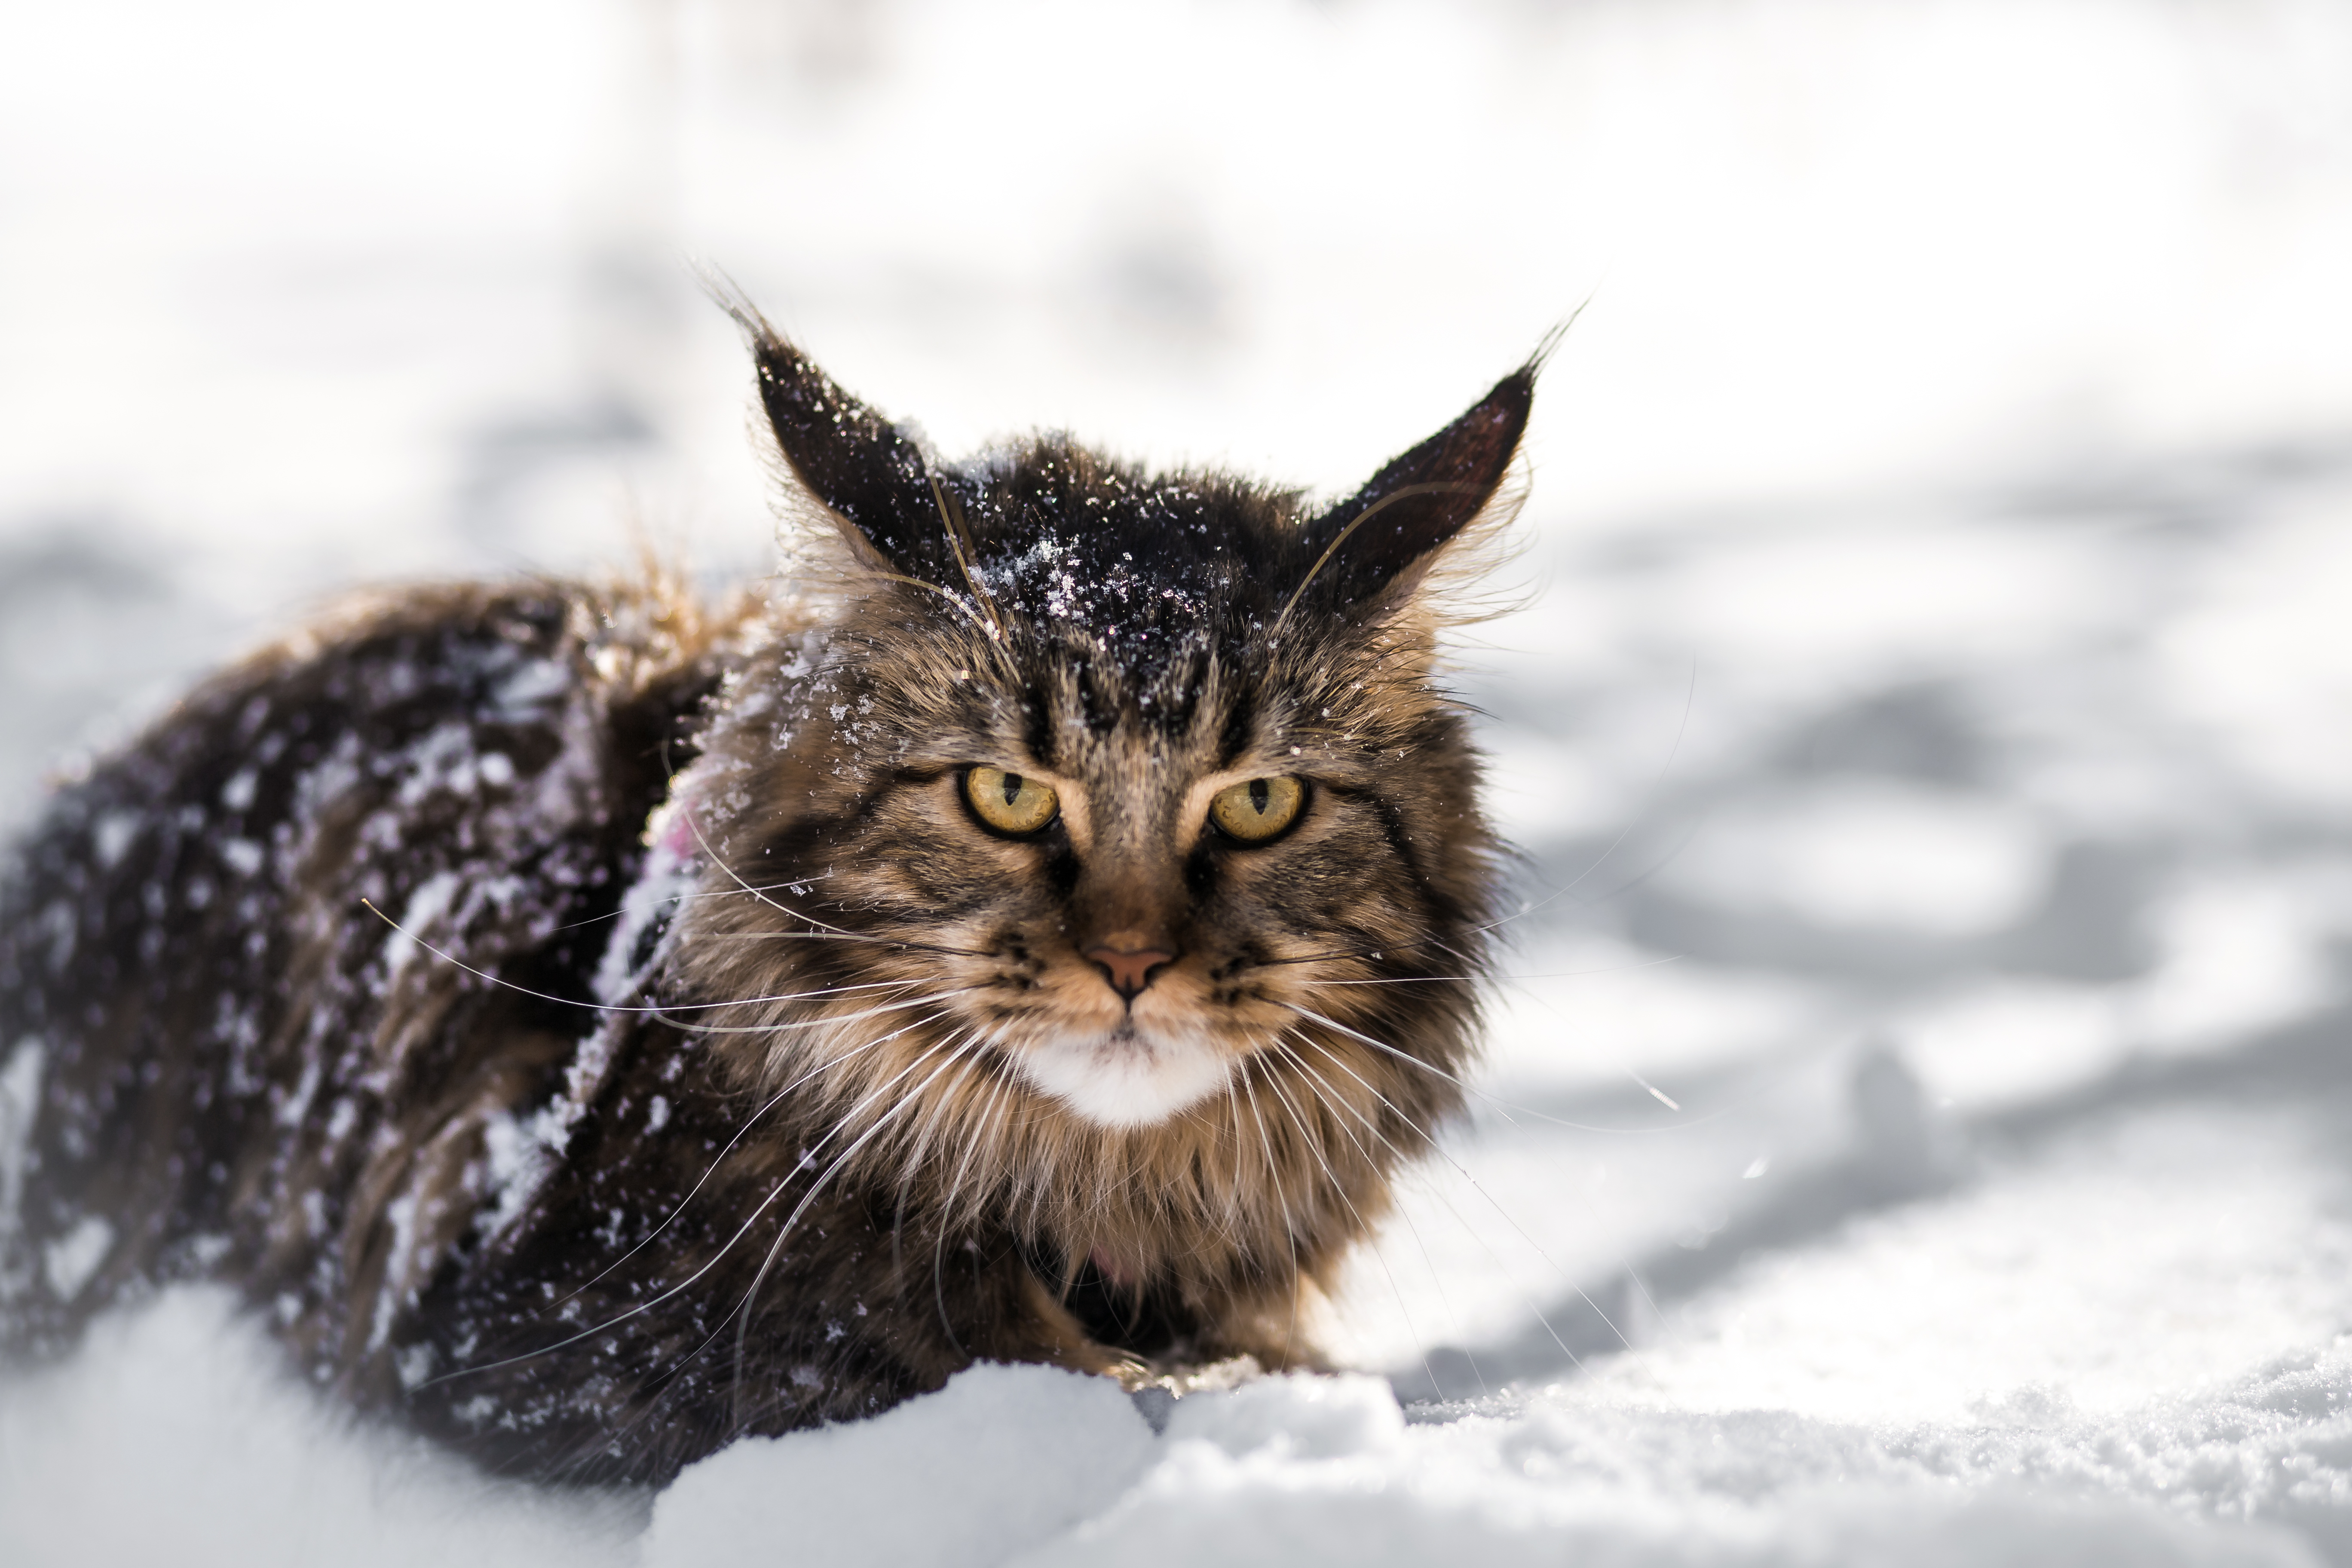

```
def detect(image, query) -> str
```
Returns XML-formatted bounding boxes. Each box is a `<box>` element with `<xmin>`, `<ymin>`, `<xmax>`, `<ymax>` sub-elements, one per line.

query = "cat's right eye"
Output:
<box><xmin>963</xmin><ymin>766</ymin><xmax>1060</xmax><ymax>836</ymax></box>
<box><xmin>1208</xmin><ymin>775</ymin><xmax>1306</xmax><ymax>843</ymax></box>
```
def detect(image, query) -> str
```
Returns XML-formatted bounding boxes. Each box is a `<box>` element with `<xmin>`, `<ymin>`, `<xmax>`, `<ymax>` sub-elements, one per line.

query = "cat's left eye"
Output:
<box><xmin>964</xmin><ymin>766</ymin><xmax>1060</xmax><ymax>836</ymax></box>
<box><xmin>1209</xmin><ymin>775</ymin><xmax>1306</xmax><ymax>844</ymax></box>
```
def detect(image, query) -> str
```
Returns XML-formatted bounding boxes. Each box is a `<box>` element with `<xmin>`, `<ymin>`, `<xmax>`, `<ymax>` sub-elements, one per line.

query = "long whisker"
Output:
<box><xmin>727</xmin><ymin>1030</ymin><xmax>984</xmax><ymax>1427</ymax></box>
<box><xmin>885</xmin><ymin>1040</ymin><xmax>980</xmax><ymax>1354</ymax></box>
<box><xmin>1221</xmin><ymin>1075</ymin><xmax>1249</xmax><ymax>1237</ymax></box>
<box><xmin>1258</xmin><ymin>918</ymin><xmax>1669</xmax><ymax>969</ymax></box>
<box><xmin>941</xmin><ymin>1059</ymin><xmax>1014</xmax><ymax>1238</ymax></box>
<box><xmin>426</xmin><ymin>1009</ymin><xmax>964</xmax><ymax>1385</ymax></box>
<box><xmin>677</xmin><ymin>807</ymin><xmax>992</xmax><ymax>961</ymax></box>
<box><xmin>657</xmin><ymin>987</ymin><xmax>981</xmax><ymax>1036</ymax></box>
<box><xmin>1308</xmin><ymin>956</ymin><xmax>1687</xmax><ymax>985</ymax></box>
<box><xmin>1283</xmin><ymin>1002</ymin><xmax>1707</xmax><ymax>1136</ymax></box>
<box><xmin>1419</xmin><ymin>1171</ymin><xmax>1580</xmax><ymax>1381</ymax></box>
<box><xmin>1287</xmin><ymin>1029</ymin><xmax>1628</xmax><ymax>1365</ymax></box>
<box><xmin>1394</xmin><ymin>934</ymin><xmax>1700</xmax><ymax>1119</ymax></box>
<box><xmin>1290</xmin><ymin>1038</ymin><xmax>1594</xmax><ymax>1375</ymax></box>
<box><xmin>359</xmin><ymin>899</ymin><xmax>957</xmax><ymax>1016</ymax></box>
<box><xmin>1272</xmin><ymin>1037</ymin><xmax>1483</xmax><ymax>1400</ymax></box>
<box><xmin>894</xmin><ymin>1045</ymin><xmax>992</xmax><ymax>1205</ymax></box>
<box><xmin>931</xmin><ymin>1061</ymin><xmax>1017</xmax><ymax>1354</ymax></box>
<box><xmin>546</xmin><ymin>872</ymin><xmax>842</xmax><ymax>934</ymax></box>
<box><xmin>1235</xmin><ymin>1063</ymin><xmax>1303</xmax><ymax>1369</ymax></box>
<box><xmin>1298</xmin><ymin>1002</ymin><xmax>1519</xmax><ymax>1128</ymax></box>
<box><xmin>538</xmin><ymin>1000</ymin><xmax>959</xmax><ymax>1314</ymax></box>
<box><xmin>1169</xmin><ymin>1095</ymin><xmax>1247</xmax><ymax>1254</ymax></box>
<box><xmin>1259</xmin><ymin>1047</ymin><xmax>1442</xmax><ymax>1399</ymax></box>
<box><xmin>694</xmin><ymin>929</ymin><xmax>999</xmax><ymax>959</ymax></box>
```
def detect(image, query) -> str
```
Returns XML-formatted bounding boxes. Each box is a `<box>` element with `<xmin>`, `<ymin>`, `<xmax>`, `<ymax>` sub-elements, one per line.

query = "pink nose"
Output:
<box><xmin>1084</xmin><ymin>945</ymin><xmax>1176</xmax><ymax>1001</ymax></box>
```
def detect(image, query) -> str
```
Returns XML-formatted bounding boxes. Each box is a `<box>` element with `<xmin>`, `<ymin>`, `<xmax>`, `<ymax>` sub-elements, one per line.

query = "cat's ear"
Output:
<box><xmin>723</xmin><ymin>297</ymin><xmax>952</xmax><ymax>581</ymax></box>
<box><xmin>1296</xmin><ymin>360</ymin><xmax>1535</xmax><ymax>609</ymax></box>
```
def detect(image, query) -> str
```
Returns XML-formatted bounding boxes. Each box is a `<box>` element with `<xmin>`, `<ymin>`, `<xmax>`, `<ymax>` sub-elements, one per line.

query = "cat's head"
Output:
<box><xmin>676</xmin><ymin>310</ymin><xmax>1530</xmax><ymax>1286</ymax></box>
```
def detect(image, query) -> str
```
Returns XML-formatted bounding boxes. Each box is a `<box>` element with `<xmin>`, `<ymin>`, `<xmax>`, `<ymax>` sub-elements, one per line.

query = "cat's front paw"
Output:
<box><xmin>1133</xmin><ymin>1352</ymin><xmax>1265</xmax><ymax>1397</ymax></box>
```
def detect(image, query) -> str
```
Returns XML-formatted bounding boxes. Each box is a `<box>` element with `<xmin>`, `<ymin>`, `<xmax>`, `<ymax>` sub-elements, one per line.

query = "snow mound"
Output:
<box><xmin>1010</xmin><ymin>1370</ymin><xmax>2328</xmax><ymax>1568</ymax></box>
<box><xmin>643</xmin><ymin>1363</ymin><xmax>1158</xmax><ymax>1568</ymax></box>
<box><xmin>0</xmin><ymin>1288</ymin><xmax>642</xmax><ymax>1568</ymax></box>
<box><xmin>9</xmin><ymin>1304</ymin><xmax>2340</xmax><ymax>1568</ymax></box>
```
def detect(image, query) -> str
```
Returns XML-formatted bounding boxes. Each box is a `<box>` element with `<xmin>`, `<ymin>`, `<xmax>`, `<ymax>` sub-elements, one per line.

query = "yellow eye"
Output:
<box><xmin>964</xmin><ymin>766</ymin><xmax>1060</xmax><ymax>836</ymax></box>
<box><xmin>1209</xmin><ymin>775</ymin><xmax>1305</xmax><ymax>843</ymax></box>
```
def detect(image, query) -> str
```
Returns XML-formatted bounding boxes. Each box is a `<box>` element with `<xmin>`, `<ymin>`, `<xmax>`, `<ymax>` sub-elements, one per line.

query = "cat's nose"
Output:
<box><xmin>1083</xmin><ymin>944</ymin><xmax>1177</xmax><ymax>1001</ymax></box>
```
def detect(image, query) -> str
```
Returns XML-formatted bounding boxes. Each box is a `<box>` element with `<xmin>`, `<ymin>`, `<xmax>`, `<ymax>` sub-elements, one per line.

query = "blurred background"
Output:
<box><xmin>8</xmin><ymin>0</ymin><xmax>2352</xmax><ymax>1412</ymax></box>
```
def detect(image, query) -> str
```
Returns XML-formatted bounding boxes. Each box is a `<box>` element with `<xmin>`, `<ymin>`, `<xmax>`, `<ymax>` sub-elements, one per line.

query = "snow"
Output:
<box><xmin>642</xmin><ymin>1364</ymin><xmax>1161</xmax><ymax>1568</ymax></box>
<box><xmin>0</xmin><ymin>1290</ymin><xmax>645</xmax><ymax>1568</ymax></box>
<box><xmin>10</xmin><ymin>0</ymin><xmax>2352</xmax><ymax>1562</ymax></box>
<box><xmin>8</xmin><ymin>1291</ymin><xmax>2346</xmax><ymax>1565</ymax></box>
<box><xmin>38</xmin><ymin>1218</ymin><xmax>113</xmax><ymax>1303</ymax></box>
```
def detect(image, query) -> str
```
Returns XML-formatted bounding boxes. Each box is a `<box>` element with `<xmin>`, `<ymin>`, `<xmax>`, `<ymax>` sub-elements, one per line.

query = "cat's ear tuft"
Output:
<box><xmin>718</xmin><ymin>293</ymin><xmax>949</xmax><ymax>580</ymax></box>
<box><xmin>1296</xmin><ymin>359</ymin><xmax>1536</xmax><ymax>609</ymax></box>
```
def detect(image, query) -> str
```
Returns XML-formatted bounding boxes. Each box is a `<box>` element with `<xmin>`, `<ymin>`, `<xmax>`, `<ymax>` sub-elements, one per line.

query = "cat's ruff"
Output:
<box><xmin>0</xmin><ymin>303</ymin><xmax>1538</xmax><ymax>1483</ymax></box>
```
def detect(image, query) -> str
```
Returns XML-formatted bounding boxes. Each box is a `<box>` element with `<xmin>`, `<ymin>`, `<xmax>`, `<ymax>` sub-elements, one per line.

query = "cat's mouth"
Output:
<box><xmin>1011</xmin><ymin>1018</ymin><xmax>1234</xmax><ymax>1128</ymax></box>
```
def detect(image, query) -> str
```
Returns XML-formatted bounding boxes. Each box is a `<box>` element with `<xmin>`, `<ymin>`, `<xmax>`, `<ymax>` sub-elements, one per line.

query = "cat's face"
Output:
<box><xmin>706</xmin><ymin>585</ymin><xmax>1487</xmax><ymax>1129</ymax></box>
<box><xmin>677</xmin><ymin>312</ymin><xmax>1528</xmax><ymax>1274</ymax></box>
<box><xmin>869</xmin><ymin>695</ymin><xmax>1334</xmax><ymax>1129</ymax></box>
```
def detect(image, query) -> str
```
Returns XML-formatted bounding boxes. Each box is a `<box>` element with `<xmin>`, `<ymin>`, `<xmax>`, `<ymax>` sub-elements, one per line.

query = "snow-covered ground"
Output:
<box><xmin>9</xmin><ymin>1</ymin><xmax>2352</xmax><ymax>1563</ymax></box>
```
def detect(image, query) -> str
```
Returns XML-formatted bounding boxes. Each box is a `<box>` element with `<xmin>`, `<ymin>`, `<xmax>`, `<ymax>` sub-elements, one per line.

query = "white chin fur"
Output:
<box><xmin>1017</xmin><ymin>1027</ymin><xmax>1233</xmax><ymax>1128</ymax></box>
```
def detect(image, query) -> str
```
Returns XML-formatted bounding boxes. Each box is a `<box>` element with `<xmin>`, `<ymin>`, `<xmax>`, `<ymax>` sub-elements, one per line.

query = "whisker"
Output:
<box><xmin>428</xmin><ymin>1011</ymin><xmax>965</xmax><ymax>1385</ymax></box>
<box><xmin>1286</xmin><ymin>1031</ymin><xmax>1628</xmax><ymax>1366</ymax></box>
<box><xmin>1309</xmin><ymin>956</ymin><xmax>1687</xmax><ymax>986</ymax></box>
<box><xmin>1283</xmin><ymin>1002</ymin><xmax>1706</xmax><ymax>1136</ymax></box>
<box><xmin>933</xmin><ymin>1065</ymin><xmax>1017</xmax><ymax>1352</ymax></box>
<box><xmin>1288</xmin><ymin>1003</ymin><xmax>1519</xmax><ymax>1129</ymax></box>
<box><xmin>670</xmin><ymin>804</ymin><xmax>1000</xmax><ymax>962</ymax></box>
<box><xmin>1236</xmin><ymin>1064</ymin><xmax>1303</xmax><ymax>1369</ymax></box>
<box><xmin>1259</xmin><ymin>1047</ymin><xmax>1442</xmax><ymax>1399</ymax></box>
<box><xmin>1273</xmin><ymin>1038</ymin><xmax>1484</xmax><ymax>1400</ymax></box>
<box><xmin>545</xmin><ymin>872</ymin><xmax>842</xmax><ymax>934</ymax></box>
<box><xmin>941</xmin><ymin>1060</ymin><xmax>1014</xmax><ymax>1239</ymax></box>
<box><xmin>657</xmin><ymin>987</ymin><xmax>981</xmax><ymax>1036</ymax></box>
<box><xmin>537</xmin><ymin>1004</ymin><xmax>953</xmax><ymax>1315</ymax></box>
<box><xmin>894</xmin><ymin>1047</ymin><xmax>992</xmax><ymax>1207</ymax></box>
<box><xmin>693</xmin><ymin>930</ymin><xmax>996</xmax><ymax>958</ymax></box>
<box><xmin>727</xmin><ymin>1030</ymin><xmax>985</xmax><ymax>1427</ymax></box>
<box><xmin>1174</xmin><ymin>1096</ymin><xmax>1249</xmax><ymax>1253</ymax></box>
<box><xmin>884</xmin><ymin>1044</ymin><xmax>988</xmax><ymax>1354</ymax></box>
<box><xmin>1221</xmin><ymin>1075</ymin><xmax>1249</xmax><ymax>1236</ymax></box>
<box><xmin>359</xmin><ymin>900</ymin><xmax>959</xmax><ymax>1016</ymax></box>
<box><xmin>1494</xmin><ymin>965</ymin><xmax>1698</xmax><ymax>1113</ymax></box>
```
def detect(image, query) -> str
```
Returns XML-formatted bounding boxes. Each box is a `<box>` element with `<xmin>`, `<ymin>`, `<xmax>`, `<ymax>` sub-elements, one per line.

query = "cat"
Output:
<box><xmin>0</xmin><ymin>299</ymin><xmax>1534</xmax><ymax>1485</ymax></box>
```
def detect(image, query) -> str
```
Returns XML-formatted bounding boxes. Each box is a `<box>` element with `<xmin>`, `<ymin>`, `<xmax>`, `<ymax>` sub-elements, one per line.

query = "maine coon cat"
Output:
<box><xmin>0</xmin><ymin>302</ymin><xmax>1534</xmax><ymax>1483</ymax></box>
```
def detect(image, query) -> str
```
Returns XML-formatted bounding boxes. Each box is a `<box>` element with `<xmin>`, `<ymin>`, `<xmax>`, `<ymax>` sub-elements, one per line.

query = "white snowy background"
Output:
<box><xmin>7</xmin><ymin>0</ymin><xmax>2352</xmax><ymax>1562</ymax></box>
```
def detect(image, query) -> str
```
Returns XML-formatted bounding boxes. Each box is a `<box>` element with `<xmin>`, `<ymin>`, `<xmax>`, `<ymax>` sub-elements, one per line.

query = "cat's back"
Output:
<box><xmin>0</xmin><ymin>576</ymin><xmax>734</xmax><ymax>1354</ymax></box>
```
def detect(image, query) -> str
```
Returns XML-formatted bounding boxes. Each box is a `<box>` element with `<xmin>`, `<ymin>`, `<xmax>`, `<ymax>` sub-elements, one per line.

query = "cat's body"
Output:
<box><xmin>0</xmin><ymin>311</ymin><xmax>1532</xmax><ymax>1483</ymax></box>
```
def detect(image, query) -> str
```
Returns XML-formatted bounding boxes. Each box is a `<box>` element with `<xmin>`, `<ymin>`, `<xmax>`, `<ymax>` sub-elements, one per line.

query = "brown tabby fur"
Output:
<box><xmin>0</xmin><ymin>306</ymin><xmax>1534</xmax><ymax>1483</ymax></box>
